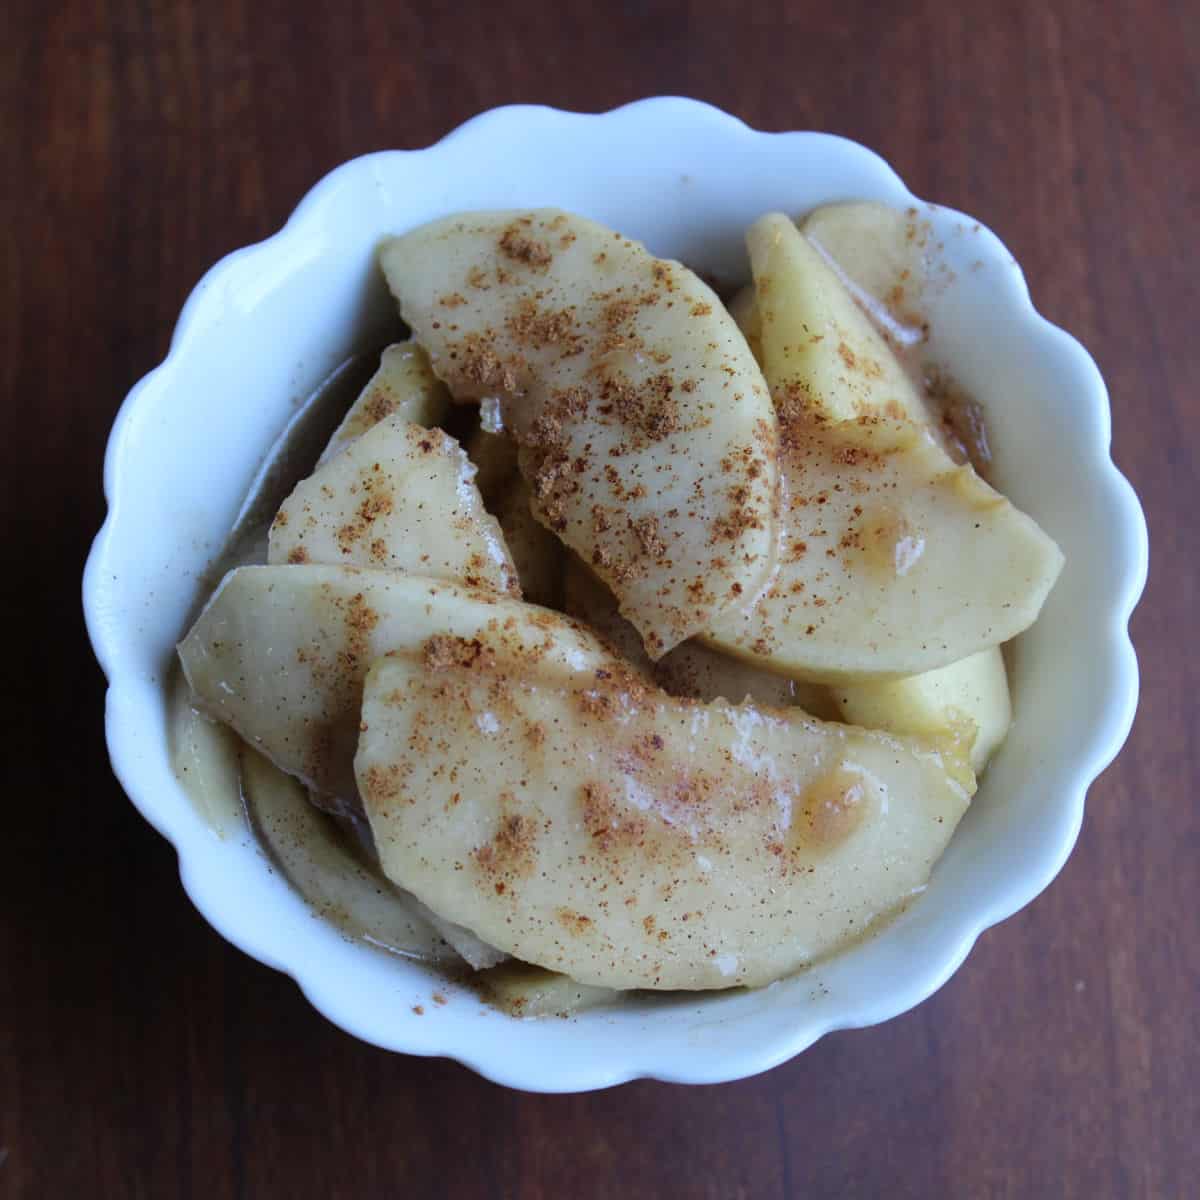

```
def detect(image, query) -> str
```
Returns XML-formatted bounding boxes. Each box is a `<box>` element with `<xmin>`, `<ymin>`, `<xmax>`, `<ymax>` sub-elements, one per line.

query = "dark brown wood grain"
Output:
<box><xmin>2</xmin><ymin>0</ymin><xmax>1195</xmax><ymax>1195</ymax></box>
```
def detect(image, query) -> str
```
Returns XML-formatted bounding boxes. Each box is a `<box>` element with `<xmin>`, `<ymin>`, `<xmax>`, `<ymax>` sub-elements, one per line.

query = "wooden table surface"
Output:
<box><xmin>4</xmin><ymin>1</ymin><xmax>1195</xmax><ymax>1195</ymax></box>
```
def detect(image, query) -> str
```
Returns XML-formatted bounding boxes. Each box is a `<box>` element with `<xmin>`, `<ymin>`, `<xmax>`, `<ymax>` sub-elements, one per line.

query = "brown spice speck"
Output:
<box><xmin>474</xmin><ymin>805</ymin><xmax>538</xmax><ymax>879</ymax></box>
<box><xmin>629</xmin><ymin>514</ymin><xmax>667</xmax><ymax>561</ymax></box>
<box><xmin>499</xmin><ymin>223</ymin><xmax>552</xmax><ymax>269</ymax></box>
<box><xmin>422</xmin><ymin>635</ymin><xmax>496</xmax><ymax>672</ymax></box>
<box><xmin>453</xmin><ymin>332</ymin><xmax>521</xmax><ymax>394</ymax></box>
<box><xmin>507</xmin><ymin>299</ymin><xmax>581</xmax><ymax>351</ymax></box>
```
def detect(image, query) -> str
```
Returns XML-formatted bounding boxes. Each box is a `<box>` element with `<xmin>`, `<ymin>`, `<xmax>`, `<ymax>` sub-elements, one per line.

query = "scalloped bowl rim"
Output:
<box><xmin>84</xmin><ymin>98</ymin><xmax>1147</xmax><ymax>1092</ymax></box>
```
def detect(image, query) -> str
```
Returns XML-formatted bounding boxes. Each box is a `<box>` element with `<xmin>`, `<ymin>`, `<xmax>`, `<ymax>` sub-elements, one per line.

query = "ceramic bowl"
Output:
<box><xmin>84</xmin><ymin>98</ymin><xmax>1147</xmax><ymax>1091</ymax></box>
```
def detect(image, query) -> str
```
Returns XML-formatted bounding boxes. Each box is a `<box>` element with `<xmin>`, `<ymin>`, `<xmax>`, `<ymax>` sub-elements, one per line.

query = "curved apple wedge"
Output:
<box><xmin>475</xmin><ymin>963</ymin><xmax>618</xmax><ymax>1018</ymax></box>
<box><xmin>268</xmin><ymin>414</ymin><xmax>519</xmax><ymax>595</ymax></box>
<box><xmin>355</xmin><ymin>636</ymin><xmax>973</xmax><ymax>991</ymax></box>
<box><xmin>239</xmin><ymin>743</ymin><xmax>456</xmax><ymax>962</ymax></box>
<box><xmin>245</xmin><ymin>745</ymin><xmax>505</xmax><ymax>968</ymax></box>
<box><xmin>705</xmin><ymin>418</ymin><xmax>1064</xmax><ymax>681</ymax></box>
<box><xmin>378</xmin><ymin>209</ymin><xmax>779</xmax><ymax>657</ymax></box>
<box><xmin>833</xmin><ymin>647</ymin><xmax>1012</xmax><ymax>772</ymax></box>
<box><xmin>177</xmin><ymin>565</ymin><xmax>615</xmax><ymax>803</ymax></box>
<box><xmin>727</xmin><ymin>284</ymin><xmax>762</xmax><ymax>363</ymax></box>
<box><xmin>749</xmin><ymin>212</ymin><xmax>932</xmax><ymax>425</ymax></box>
<box><xmin>318</xmin><ymin>341</ymin><xmax>449</xmax><ymax>467</ymax></box>
<box><xmin>800</xmin><ymin>201</ymin><xmax>934</xmax><ymax>345</ymax></box>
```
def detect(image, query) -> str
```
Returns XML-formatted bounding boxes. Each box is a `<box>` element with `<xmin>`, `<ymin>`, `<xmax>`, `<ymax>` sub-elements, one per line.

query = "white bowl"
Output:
<box><xmin>84</xmin><ymin>98</ymin><xmax>1147</xmax><ymax>1092</ymax></box>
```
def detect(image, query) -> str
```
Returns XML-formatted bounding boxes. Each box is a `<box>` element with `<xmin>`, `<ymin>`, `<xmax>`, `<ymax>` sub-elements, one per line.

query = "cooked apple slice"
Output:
<box><xmin>801</xmin><ymin>201</ymin><xmax>933</xmax><ymax>346</ymax></box>
<box><xmin>177</xmin><ymin>565</ymin><xmax>615</xmax><ymax>802</ymax></box>
<box><xmin>705</xmin><ymin>417</ymin><xmax>1064</xmax><ymax>681</ymax></box>
<box><xmin>467</xmin><ymin>427</ymin><xmax>563</xmax><ymax>608</ymax></box>
<box><xmin>749</xmin><ymin>212</ymin><xmax>932</xmax><ymax>425</ymax></box>
<box><xmin>833</xmin><ymin>647</ymin><xmax>1012</xmax><ymax>772</ymax></box>
<box><xmin>318</xmin><ymin>341</ymin><xmax>450</xmax><ymax>466</ymax></box>
<box><xmin>268</xmin><ymin>413</ymin><xmax>519</xmax><ymax>596</ymax></box>
<box><xmin>759</xmin><ymin>205</ymin><xmax>989</xmax><ymax>470</ymax></box>
<box><xmin>169</xmin><ymin>663</ymin><xmax>243</xmax><ymax>834</ymax></box>
<box><xmin>727</xmin><ymin>284</ymin><xmax>762</xmax><ymax>363</ymax></box>
<box><xmin>475</xmin><ymin>962</ymin><xmax>618</xmax><ymax>1018</ymax></box>
<box><xmin>357</xmin><ymin>638</ymin><xmax>972</xmax><ymax>990</ymax></box>
<box><xmin>411</xmin><ymin>898</ymin><xmax>508</xmax><ymax>970</ymax></box>
<box><xmin>562</xmin><ymin>556</ymin><xmax>836</xmax><ymax>716</ymax></box>
<box><xmin>240</xmin><ymin>743</ymin><xmax>457</xmax><ymax>962</ymax></box>
<box><xmin>250</xmin><ymin>745</ymin><xmax>505</xmax><ymax>970</ymax></box>
<box><xmin>378</xmin><ymin>209</ymin><xmax>779</xmax><ymax>657</ymax></box>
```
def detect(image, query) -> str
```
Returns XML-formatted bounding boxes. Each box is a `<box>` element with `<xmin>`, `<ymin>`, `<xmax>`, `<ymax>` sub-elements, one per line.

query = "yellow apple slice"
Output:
<box><xmin>318</xmin><ymin>341</ymin><xmax>450</xmax><ymax>466</ymax></box>
<box><xmin>475</xmin><ymin>962</ymin><xmax>618</xmax><ymax>1017</ymax></box>
<box><xmin>356</xmin><ymin>635</ymin><xmax>972</xmax><ymax>990</ymax></box>
<box><xmin>245</xmin><ymin>684</ymin><xmax>508</xmax><ymax>970</ymax></box>
<box><xmin>704</xmin><ymin>417</ymin><xmax>1065</xmax><ymax>681</ymax></box>
<box><xmin>409</xmin><ymin>896</ymin><xmax>508</xmax><ymax>970</ymax></box>
<box><xmin>239</xmin><ymin>743</ymin><xmax>457</xmax><ymax>962</ymax></box>
<box><xmin>727</xmin><ymin>284</ymin><xmax>762</xmax><ymax>363</ymax></box>
<box><xmin>562</xmin><ymin>556</ymin><xmax>836</xmax><ymax>717</ymax></box>
<box><xmin>169</xmin><ymin>665</ymin><xmax>243</xmax><ymax>834</ymax></box>
<box><xmin>378</xmin><ymin>209</ymin><xmax>779</xmax><ymax>658</ymax></box>
<box><xmin>833</xmin><ymin>647</ymin><xmax>1012</xmax><ymax>772</ymax></box>
<box><xmin>467</xmin><ymin>427</ymin><xmax>563</xmax><ymax>608</ymax></box>
<box><xmin>749</xmin><ymin>212</ymin><xmax>932</xmax><ymax>425</ymax></box>
<box><xmin>268</xmin><ymin>414</ymin><xmax>519</xmax><ymax>595</ymax></box>
<box><xmin>737</xmin><ymin>203</ymin><xmax>932</xmax><ymax>370</ymax></box>
<box><xmin>177</xmin><ymin>565</ymin><xmax>615</xmax><ymax>802</ymax></box>
<box><xmin>800</xmin><ymin>201</ymin><xmax>932</xmax><ymax>346</ymax></box>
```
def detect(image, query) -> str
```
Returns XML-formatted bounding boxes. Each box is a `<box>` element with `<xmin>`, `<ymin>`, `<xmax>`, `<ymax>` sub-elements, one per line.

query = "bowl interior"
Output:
<box><xmin>87</xmin><ymin>101</ymin><xmax>1144</xmax><ymax>1090</ymax></box>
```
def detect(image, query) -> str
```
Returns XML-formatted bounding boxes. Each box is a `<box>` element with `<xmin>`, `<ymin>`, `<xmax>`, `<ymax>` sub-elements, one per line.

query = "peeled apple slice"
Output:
<box><xmin>252</xmin><ymin>744</ymin><xmax>502</xmax><ymax>971</ymax></box>
<box><xmin>355</xmin><ymin>637</ymin><xmax>973</xmax><ymax>990</ymax></box>
<box><xmin>748</xmin><ymin>212</ymin><xmax>932</xmax><ymax>425</ymax></box>
<box><xmin>177</xmin><ymin>565</ymin><xmax>615</xmax><ymax>802</ymax></box>
<box><xmin>467</xmin><ymin>427</ymin><xmax>563</xmax><ymax>608</ymax></box>
<box><xmin>562</xmin><ymin>556</ymin><xmax>836</xmax><ymax>717</ymax></box>
<box><xmin>318</xmin><ymin>341</ymin><xmax>450</xmax><ymax>466</ymax></box>
<box><xmin>801</xmin><ymin>201</ymin><xmax>933</xmax><ymax>347</ymax></box>
<box><xmin>268</xmin><ymin>413</ymin><xmax>519</xmax><ymax>596</ymax></box>
<box><xmin>410</xmin><ymin>898</ymin><xmax>508</xmax><ymax>971</ymax></box>
<box><xmin>378</xmin><ymin>209</ymin><xmax>779</xmax><ymax>658</ymax></box>
<box><xmin>475</xmin><ymin>963</ymin><xmax>617</xmax><ymax>1018</ymax></box>
<box><xmin>727</xmin><ymin>284</ymin><xmax>762</xmax><ymax>363</ymax></box>
<box><xmin>705</xmin><ymin>417</ymin><xmax>1064</xmax><ymax>681</ymax></box>
<box><xmin>834</xmin><ymin>647</ymin><xmax>1012</xmax><ymax>772</ymax></box>
<box><xmin>240</xmin><ymin>743</ymin><xmax>456</xmax><ymax>963</ymax></box>
<box><xmin>299</xmin><ymin>783</ymin><xmax>507</xmax><ymax>969</ymax></box>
